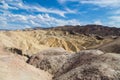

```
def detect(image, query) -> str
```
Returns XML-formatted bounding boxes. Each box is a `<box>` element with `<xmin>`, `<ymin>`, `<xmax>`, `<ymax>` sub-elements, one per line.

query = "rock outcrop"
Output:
<box><xmin>28</xmin><ymin>48</ymin><xmax>71</xmax><ymax>74</ymax></box>
<box><xmin>0</xmin><ymin>47</ymin><xmax>52</xmax><ymax>80</ymax></box>
<box><xmin>28</xmin><ymin>48</ymin><xmax>120</xmax><ymax>80</ymax></box>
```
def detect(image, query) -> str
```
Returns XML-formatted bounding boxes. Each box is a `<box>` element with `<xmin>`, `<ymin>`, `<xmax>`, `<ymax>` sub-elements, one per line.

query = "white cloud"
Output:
<box><xmin>0</xmin><ymin>0</ymin><xmax>18</xmax><ymax>10</ymax></box>
<box><xmin>0</xmin><ymin>0</ymin><xmax>76</xmax><ymax>17</ymax></box>
<box><xmin>0</xmin><ymin>13</ymin><xmax>80</xmax><ymax>29</ymax></box>
<box><xmin>94</xmin><ymin>20</ymin><xmax>102</xmax><ymax>25</ymax></box>
<box><xmin>57</xmin><ymin>0</ymin><xmax>66</xmax><ymax>4</ymax></box>
<box><xmin>109</xmin><ymin>16</ymin><xmax>120</xmax><ymax>22</ymax></box>
<box><xmin>58</xmin><ymin>0</ymin><xmax>120</xmax><ymax>8</ymax></box>
<box><xmin>80</xmin><ymin>0</ymin><xmax>120</xmax><ymax>8</ymax></box>
<box><xmin>103</xmin><ymin>15</ymin><xmax>120</xmax><ymax>27</ymax></box>
<box><xmin>107</xmin><ymin>21</ymin><xmax>120</xmax><ymax>27</ymax></box>
<box><xmin>0</xmin><ymin>0</ymin><xmax>80</xmax><ymax>29</ymax></box>
<box><xmin>58</xmin><ymin>0</ymin><xmax>78</xmax><ymax>4</ymax></box>
<box><xmin>33</xmin><ymin>6</ymin><xmax>66</xmax><ymax>17</ymax></box>
<box><xmin>112</xmin><ymin>10</ymin><xmax>120</xmax><ymax>15</ymax></box>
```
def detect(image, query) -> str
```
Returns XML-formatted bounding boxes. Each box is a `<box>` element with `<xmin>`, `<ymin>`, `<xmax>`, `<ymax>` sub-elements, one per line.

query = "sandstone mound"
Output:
<box><xmin>28</xmin><ymin>49</ymin><xmax>120</xmax><ymax>80</ymax></box>
<box><xmin>0</xmin><ymin>48</ymin><xmax>52</xmax><ymax>80</ymax></box>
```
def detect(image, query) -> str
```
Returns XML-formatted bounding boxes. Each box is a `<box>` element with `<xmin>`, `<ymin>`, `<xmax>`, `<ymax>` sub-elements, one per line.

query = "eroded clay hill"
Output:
<box><xmin>0</xmin><ymin>28</ymin><xmax>114</xmax><ymax>55</ymax></box>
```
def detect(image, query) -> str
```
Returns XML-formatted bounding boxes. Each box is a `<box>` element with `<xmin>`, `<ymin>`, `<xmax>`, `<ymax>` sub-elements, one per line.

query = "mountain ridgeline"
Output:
<box><xmin>45</xmin><ymin>25</ymin><xmax>120</xmax><ymax>36</ymax></box>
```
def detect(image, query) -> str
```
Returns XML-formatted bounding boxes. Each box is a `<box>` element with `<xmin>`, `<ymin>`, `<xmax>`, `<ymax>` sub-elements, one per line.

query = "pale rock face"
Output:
<box><xmin>0</xmin><ymin>48</ymin><xmax>52</xmax><ymax>80</ymax></box>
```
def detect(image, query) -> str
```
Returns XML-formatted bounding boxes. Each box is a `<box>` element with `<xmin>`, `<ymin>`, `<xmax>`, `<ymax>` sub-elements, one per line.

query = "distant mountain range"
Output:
<box><xmin>1</xmin><ymin>24</ymin><xmax>120</xmax><ymax>36</ymax></box>
<box><xmin>22</xmin><ymin>24</ymin><xmax>120</xmax><ymax>36</ymax></box>
<box><xmin>47</xmin><ymin>25</ymin><xmax>120</xmax><ymax>36</ymax></box>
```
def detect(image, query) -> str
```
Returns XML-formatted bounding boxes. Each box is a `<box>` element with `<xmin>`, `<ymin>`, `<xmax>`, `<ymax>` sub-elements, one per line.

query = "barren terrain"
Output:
<box><xmin>0</xmin><ymin>25</ymin><xmax>120</xmax><ymax>80</ymax></box>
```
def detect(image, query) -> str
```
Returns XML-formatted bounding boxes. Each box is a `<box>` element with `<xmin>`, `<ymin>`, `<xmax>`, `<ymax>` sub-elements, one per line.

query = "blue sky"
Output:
<box><xmin>0</xmin><ymin>0</ymin><xmax>120</xmax><ymax>29</ymax></box>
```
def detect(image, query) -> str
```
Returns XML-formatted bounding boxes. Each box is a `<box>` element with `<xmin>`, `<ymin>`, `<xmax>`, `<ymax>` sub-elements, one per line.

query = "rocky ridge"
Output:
<box><xmin>28</xmin><ymin>48</ymin><xmax>120</xmax><ymax>80</ymax></box>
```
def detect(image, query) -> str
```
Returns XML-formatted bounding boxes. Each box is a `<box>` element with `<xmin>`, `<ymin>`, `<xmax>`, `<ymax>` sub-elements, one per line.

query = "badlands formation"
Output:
<box><xmin>0</xmin><ymin>25</ymin><xmax>120</xmax><ymax>80</ymax></box>
<box><xmin>0</xmin><ymin>27</ymin><xmax>114</xmax><ymax>54</ymax></box>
